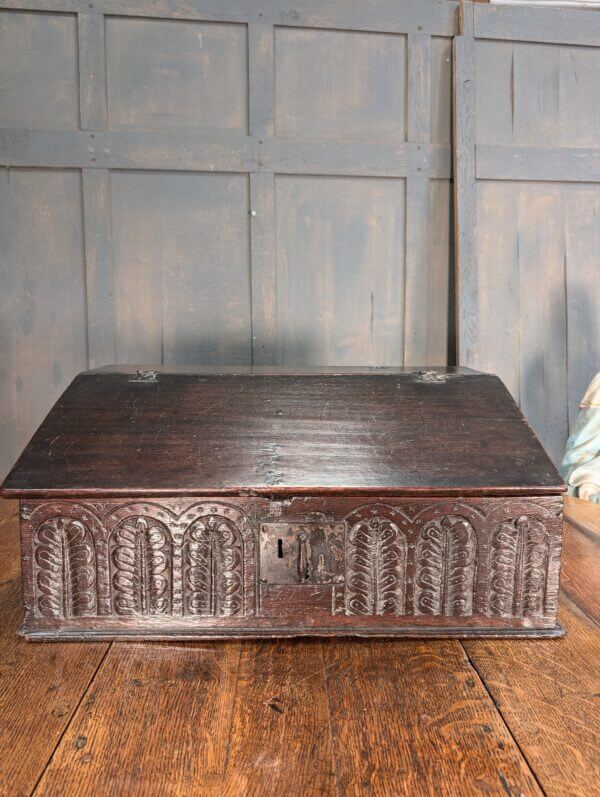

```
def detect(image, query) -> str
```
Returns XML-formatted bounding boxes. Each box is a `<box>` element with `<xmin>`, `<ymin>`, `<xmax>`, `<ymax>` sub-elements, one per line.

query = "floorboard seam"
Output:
<box><xmin>29</xmin><ymin>642</ymin><xmax>113</xmax><ymax>797</ymax></box>
<box><xmin>321</xmin><ymin>643</ymin><xmax>342</xmax><ymax>797</ymax></box>
<box><xmin>221</xmin><ymin>643</ymin><xmax>243</xmax><ymax>779</ymax></box>
<box><xmin>565</xmin><ymin>518</ymin><xmax>600</xmax><ymax>547</ymax></box>
<box><xmin>560</xmin><ymin>590</ymin><xmax>600</xmax><ymax>630</ymax></box>
<box><xmin>459</xmin><ymin>642</ymin><xmax>548</xmax><ymax>797</ymax></box>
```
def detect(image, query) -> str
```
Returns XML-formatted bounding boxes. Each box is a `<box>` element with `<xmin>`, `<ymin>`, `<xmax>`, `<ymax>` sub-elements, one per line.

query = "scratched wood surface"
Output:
<box><xmin>0</xmin><ymin>495</ymin><xmax>598</xmax><ymax>796</ymax></box>
<box><xmin>0</xmin><ymin>0</ymin><xmax>455</xmax><ymax>480</ymax></box>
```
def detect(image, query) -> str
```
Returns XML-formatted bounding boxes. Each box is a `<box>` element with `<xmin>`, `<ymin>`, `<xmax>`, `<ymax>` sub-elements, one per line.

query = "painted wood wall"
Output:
<box><xmin>0</xmin><ymin>0</ymin><xmax>458</xmax><ymax>478</ymax></box>
<box><xmin>455</xmin><ymin>2</ymin><xmax>600</xmax><ymax>465</ymax></box>
<box><xmin>0</xmin><ymin>1</ymin><xmax>598</xmax><ymax>479</ymax></box>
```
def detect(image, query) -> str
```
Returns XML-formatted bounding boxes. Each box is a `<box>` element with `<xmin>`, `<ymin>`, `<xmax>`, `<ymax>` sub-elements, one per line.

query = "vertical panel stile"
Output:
<box><xmin>82</xmin><ymin>170</ymin><xmax>116</xmax><ymax>369</ymax></box>
<box><xmin>78</xmin><ymin>12</ymin><xmax>115</xmax><ymax>369</ymax></box>
<box><xmin>404</xmin><ymin>33</ymin><xmax>431</xmax><ymax>367</ymax></box>
<box><xmin>78</xmin><ymin>12</ymin><xmax>107</xmax><ymax>131</ymax></box>
<box><xmin>248</xmin><ymin>22</ymin><xmax>276</xmax><ymax>364</ymax></box>
<box><xmin>453</xmin><ymin>1</ymin><xmax>477</xmax><ymax>368</ymax></box>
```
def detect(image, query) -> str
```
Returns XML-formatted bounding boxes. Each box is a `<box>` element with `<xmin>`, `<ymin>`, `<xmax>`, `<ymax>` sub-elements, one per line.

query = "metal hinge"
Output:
<box><xmin>129</xmin><ymin>369</ymin><xmax>158</xmax><ymax>383</ymax></box>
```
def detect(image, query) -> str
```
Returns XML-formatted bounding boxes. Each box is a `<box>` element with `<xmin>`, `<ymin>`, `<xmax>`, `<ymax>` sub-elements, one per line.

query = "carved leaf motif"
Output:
<box><xmin>183</xmin><ymin>516</ymin><xmax>244</xmax><ymax>617</ymax></box>
<box><xmin>35</xmin><ymin>517</ymin><xmax>97</xmax><ymax>618</ymax></box>
<box><xmin>345</xmin><ymin>518</ymin><xmax>406</xmax><ymax>616</ymax></box>
<box><xmin>414</xmin><ymin>517</ymin><xmax>476</xmax><ymax>616</ymax></box>
<box><xmin>489</xmin><ymin>521</ymin><xmax>519</xmax><ymax>616</ymax></box>
<box><xmin>110</xmin><ymin>517</ymin><xmax>172</xmax><ymax>616</ymax></box>
<box><xmin>377</xmin><ymin>520</ymin><xmax>406</xmax><ymax>615</ymax></box>
<box><xmin>447</xmin><ymin>520</ymin><xmax>476</xmax><ymax>616</ymax></box>
<box><xmin>489</xmin><ymin>516</ymin><xmax>549</xmax><ymax>618</ymax></box>
<box><xmin>414</xmin><ymin>523</ymin><xmax>445</xmax><ymax>615</ymax></box>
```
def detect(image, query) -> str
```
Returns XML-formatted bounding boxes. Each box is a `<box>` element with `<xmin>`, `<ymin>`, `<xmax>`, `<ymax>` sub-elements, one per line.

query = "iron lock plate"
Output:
<box><xmin>259</xmin><ymin>522</ymin><xmax>345</xmax><ymax>586</ymax></box>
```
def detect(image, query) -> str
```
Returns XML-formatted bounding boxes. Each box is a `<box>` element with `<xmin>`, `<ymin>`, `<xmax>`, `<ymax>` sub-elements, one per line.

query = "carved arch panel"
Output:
<box><xmin>181</xmin><ymin>503</ymin><xmax>256</xmax><ymax>617</ymax></box>
<box><xmin>488</xmin><ymin>514</ymin><xmax>550</xmax><ymax>618</ymax></box>
<box><xmin>34</xmin><ymin>516</ymin><xmax>98</xmax><ymax>618</ymax></box>
<box><xmin>414</xmin><ymin>516</ymin><xmax>477</xmax><ymax>617</ymax></box>
<box><xmin>109</xmin><ymin>516</ymin><xmax>172</xmax><ymax>616</ymax></box>
<box><xmin>344</xmin><ymin>507</ymin><xmax>408</xmax><ymax>616</ymax></box>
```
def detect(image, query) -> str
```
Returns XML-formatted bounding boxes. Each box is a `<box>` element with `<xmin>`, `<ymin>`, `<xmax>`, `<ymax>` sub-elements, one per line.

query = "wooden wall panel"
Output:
<box><xmin>476</xmin><ymin>39</ymin><xmax>600</xmax><ymax>148</ymax></box>
<box><xmin>274</xmin><ymin>175</ymin><xmax>405</xmax><ymax>365</ymax></box>
<box><xmin>564</xmin><ymin>185</ymin><xmax>600</xmax><ymax>432</ymax></box>
<box><xmin>430</xmin><ymin>36</ymin><xmax>452</xmax><ymax>146</ymax></box>
<box><xmin>0</xmin><ymin>0</ymin><xmax>459</xmax><ymax>478</ymax></box>
<box><xmin>474</xmin><ymin>177</ymin><xmax>600</xmax><ymax>466</ymax></box>
<box><xmin>105</xmin><ymin>17</ymin><xmax>248</xmax><ymax>133</ymax></box>
<box><xmin>110</xmin><ymin>171</ymin><xmax>251</xmax><ymax>364</ymax></box>
<box><xmin>0</xmin><ymin>11</ymin><xmax>79</xmax><ymax>129</ymax></box>
<box><xmin>274</xmin><ymin>28</ymin><xmax>406</xmax><ymax>141</ymax></box>
<box><xmin>0</xmin><ymin>169</ymin><xmax>87</xmax><ymax>478</ymax></box>
<box><xmin>457</xmin><ymin>2</ymin><xmax>600</xmax><ymax>466</ymax></box>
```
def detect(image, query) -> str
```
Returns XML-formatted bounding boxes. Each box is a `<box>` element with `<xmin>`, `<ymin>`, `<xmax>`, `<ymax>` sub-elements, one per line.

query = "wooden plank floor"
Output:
<box><xmin>0</xmin><ymin>497</ymin><xmax>598</xmax><ymax>796</ymax></box>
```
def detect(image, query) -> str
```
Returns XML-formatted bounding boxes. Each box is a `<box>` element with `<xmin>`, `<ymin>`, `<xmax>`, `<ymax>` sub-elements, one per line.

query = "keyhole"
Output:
<box><xmin>277</xmin><ymin>539</ymin><xmax>284</xmax><ymax>558</ymax></box>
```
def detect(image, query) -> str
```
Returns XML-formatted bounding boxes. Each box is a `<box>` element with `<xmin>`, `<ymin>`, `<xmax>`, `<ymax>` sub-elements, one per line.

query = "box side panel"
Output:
<box><xmin>19</xmin><ymin>495</ymin><xmax>563</xmax><ymax>639</ymax></box>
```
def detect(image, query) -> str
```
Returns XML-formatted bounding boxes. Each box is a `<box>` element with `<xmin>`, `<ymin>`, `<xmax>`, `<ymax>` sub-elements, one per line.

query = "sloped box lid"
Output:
<box><xmin>0</xmin><ymin>366</ymin><xmax>565</xmax><ymax>498</ymax></box>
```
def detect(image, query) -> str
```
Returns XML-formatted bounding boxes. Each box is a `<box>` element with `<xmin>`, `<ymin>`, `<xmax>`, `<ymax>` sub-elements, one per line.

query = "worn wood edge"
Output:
<box><xmin>474</xmin><ymin>3</ymin><xmax>600</xmax><ymax>47</ymax></box>
<box><xmin>20</xmin><ymin>625</ymin><xmax>565</xmax><ymax>641</ymax></box>
<box><xmin>477</xmin><ymin>145</ymin><xmax>600</xmax><ymax>184</ymax></box>
<box><xmin>0</xmin><ymin>485</ymin><xmax>567</xmax><ymax>499</ymax></box>
<box><xmin>0</xmin><ymin>0</ymin><xmax>460</xmax><ymax>35</ymax></box>
<box><xmin>88</xmin><ymin>364</ymin><xmax>480</xmax><ymax>375</ymax></box>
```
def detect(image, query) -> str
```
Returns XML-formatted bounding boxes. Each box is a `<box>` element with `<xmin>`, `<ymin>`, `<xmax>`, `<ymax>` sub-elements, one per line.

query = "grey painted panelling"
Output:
<box><xmin>274</xmin><ymin>175</ymin><xmax>405</xmax><ymax>366</ymax></box>
<box><xmin>475</xmin><ymin>181</ymin><xmax>569</xmax><ymax>466</ymax></box>
<box><xmin>477</xmin><ymin>145</ymin><xmax>600</xmax><ymax>184</ymax></box>
<box><xmin>564</xmin><ymin>185</ymin><xmax>600</xmax><ymax>433</ymax></box>
<box><xmin>430</xmin><ymin>36</ymin><xmax>452</xmax><ymax>146</ymax></box>
<box><xmin>474</xmin><ymin>3</ymin><xmax>600</xmax><ymax>48</ymax></box>
<box><xmin>0</xmin><ymin>168</ymin><xmax>87</xmax><ymax>478</ymax></box>
<box><xmin>0</xmin><ymin>0</ymin><xmax>460</xmax><ymax>36</ymax></box>
<box><xmin>110</xmin><ymin>171</ymin><xmax>252</xmax><ymax>365</ymax></box>
<box><xmin>0</xmin><ymin>11</ymin><xmax>79</xmax><ymax>129</ymax></box>
<box><xmin>0</xmin><ymin>129</ymin><xmax>451</xmax><ymax>177</ymax></box>
<box><xmin>0</xmin><ymin>1</ymin><xmax>456</xmax><ymax>478</ymax></box>
<box><xmin>404</xmin><ymin>179</ymin><xmax>453</xmax><ymax>367</ymax></box>
<box><xmin>275</xmin><ymin>28</ymin><xmax>406</xmax><ymax>141</ymax></box>
<box><xmin>457</xmin><ymin>2</ymin><xmax>600</xmax><ymax>465</ymax></box>
<box><xmin>476</xmin><ymin>40</ymin><xmax>600</xmax><ymax>148</ymax></box>
<box><xmin>106</xmin><ymin>17</ymin><xmax>248</xmax><ymax>132</ymax></box>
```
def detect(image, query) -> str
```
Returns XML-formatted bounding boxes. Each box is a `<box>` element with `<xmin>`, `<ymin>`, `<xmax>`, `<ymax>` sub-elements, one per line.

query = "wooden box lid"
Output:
<box><xmin>0</xmin><ymin>366</ymin><xmax>565</xmax><ymax>498</ymax></box>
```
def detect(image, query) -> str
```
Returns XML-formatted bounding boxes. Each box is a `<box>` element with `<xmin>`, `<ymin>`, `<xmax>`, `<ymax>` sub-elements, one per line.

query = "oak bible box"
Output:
<box><xmin>0</xmin><ymin>366</ymin><xmax>565</xmax><ymax>640</ymax></box>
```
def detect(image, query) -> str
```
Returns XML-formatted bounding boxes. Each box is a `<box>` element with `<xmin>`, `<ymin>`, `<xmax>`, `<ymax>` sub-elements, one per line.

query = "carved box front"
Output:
<box><xmin>19</xmin><ymin>495</ymin><xmax>563</xmax><ymax>639</ymax></box>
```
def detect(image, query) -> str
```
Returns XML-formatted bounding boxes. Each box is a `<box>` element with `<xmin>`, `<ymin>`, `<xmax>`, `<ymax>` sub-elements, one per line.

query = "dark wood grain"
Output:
<box><xmin>16</xmin><ymin>495</ymin><xmax>564</xmax><ymax>639</ymax></box>
<box><xmin>463</xmin><ymin>595</ymin><xmax>600</xmax><ymax>797</ymax></box>
<box><xmin>0</xmin><ymin>498</ymin><xmax>598</xmax><ymax>795</ymax></box>
<box><xmin>35</xmin><ymin>641</ymin><xmax>241</xmax><ymax>795</ymax></box>
<box><xmin>323</xmin><ymin>638</ymin><xmax>542</xmax><ymax>796</ymax></box>
<box><xmin>0</xmin><ymin>571</ymin><xmax>108</xmax><ymax>795</ymax></box>
<box><xmin>1</xmin><ymin>368</ymin><xmax>564</xmax><ymax>497</ymax></box>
